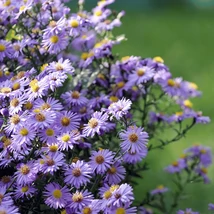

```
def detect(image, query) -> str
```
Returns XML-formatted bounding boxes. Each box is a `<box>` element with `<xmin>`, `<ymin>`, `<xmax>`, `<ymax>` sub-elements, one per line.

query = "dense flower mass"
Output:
<box><xmin>0</xmin><ymin>0</ymin><xmax>212</xmax><ymax>213</ymax></box>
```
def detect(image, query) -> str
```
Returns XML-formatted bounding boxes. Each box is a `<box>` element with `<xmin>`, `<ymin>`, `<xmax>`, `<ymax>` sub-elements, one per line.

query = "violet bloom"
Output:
<box><xmin>109</xmin><ymin>206</ymin><xmax>137</xmax><ymax>214</ymax></box>
<box><xmin>33</xmin><ymin>97</ymin><xmax>63</xmax><ymax>111</ymax></box>
<box><xmin>14</xmin><ymin>185</ymin><xmax>36</xmax><ymax>199</ymax></box>
<box><xmin>64</xmin><ymin>160</ymin><xmax>92</xmax><ymax>189</ymax></box>
<box><xmin>109</xmin><ymin>183</ymin><xmax>134</xmax><ymax>208</ymax></box>
<box><xmin>104</xmin><ymin>161</ymin><xmax>126</xmax><ymax>185</ymax></box>
<box><xmin>119</xmin><ymin>125</ymin><xmax>149</xmax><ymax>153</ymax></box>
<box><xmin>0</xmin><ymin>205</ymin><xmax>20</xmax><ymax>214</ymax></box>
<box><xmin>89</xmin><ymin>149</ymin><xmax>114</xmax><ymax>174</ymax></box>
<box><xmin>69</xmin><ymin>190</ymin><xmax>94</xmax><ymax>211</ymax></box>
<box><xmin>150</xmin><ymin>185</ymin><xmax>168</xmax><ymax>195</ymax></box>
<box><xmin>44</xmin><ymin>182</ymin><xmax>71</xmax><ymax>209</ymax></box>
<box><xmin>123</xmin><ymin>149</ymin><xmax>148</xmax><ymax>164</ymax></box>
<box><xmin>107</xmin><ymin>98</ymin><xmax>132</xmax><ymax>120</ymax></box>
<box><xmin>208</xmin><ymin>203</ymin><xmax>214</xmax><ymax>210</ymax></box>
<box><xmin>177</xmin><ymin>208</ymin><xmax>199</xmax><ymax>214</ymax></box>
<box><xmin>165</xmin><ymin>159</ymin><xmax>187</xmax><ymax>173</ymax></box>
<box><xmin>0</xmin><ymin>40</ymin><xmax>12</xmax><ymax>61</ymax></box>
<box><xmin>83</xmin><ymin>111</ymin><xmax>108</xmax><ymax>137</ymax></box>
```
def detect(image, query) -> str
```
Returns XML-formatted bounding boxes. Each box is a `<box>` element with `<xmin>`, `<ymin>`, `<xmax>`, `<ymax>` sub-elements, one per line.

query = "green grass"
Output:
<box><xmin>113</xmin><ymin>9</ymin><xmax>214</xmax><ymax>213</ymax></box>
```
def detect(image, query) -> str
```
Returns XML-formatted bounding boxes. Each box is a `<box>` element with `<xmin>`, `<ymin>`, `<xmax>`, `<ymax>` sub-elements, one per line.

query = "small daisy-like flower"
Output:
<box><xmin>33</xmin><ymin>97</ymin><xmax>63</xmax><ymax>111</ymax></box>
<box><xmin>48</xmin><ymin>58</ymin><xmax>74</xmax><ymax>75</ymax></box>
<box><xmin>57</xmin><ymin>111</ymin><xmax>80</xmax><ymax>133</ymax></box>
<box><xmin>12</xmin><ymin>124</ymin><xmax>36</xmax><ymax>151</ymax></box>
<box><xmin>0</xmin><ymin>204</ymin><xmax>20</xmax><ymax>214</ymax></box>
<box><xmin>150</xmin><ymin>185</ymin><xmax>168</xmax><ymax>195</ymax></box>
<box><xmin>44</xmin><ymin>182</ymin><xmax>71</xmax><ymax>209</ymax></box>
<box><xmin>0</xmin><ymin>176</ymin><xmax>13</xmax><ymax>188</ymax></box>
<box><xmin>15</xmin><ymin>162</ymin><xmax>37</xmax><ymax>185</ymax></box>
<box><xmin>83</xmin><ymin>111</ymin><xmax>108</xmax><ymax>137</ymax></box>
<box><xmin>38</xmin><ymin>126</ymin><xmax>59</xmax><ymax>144</ymax></box>
<box><xmin>57</xmin><ymin>131</ymin><xmax>80</xmax><ymax>151</ymax></box>
<box><xmin>107</xmin><ymin>98</ymin><xmax>132</xmax><ymax>120</ymax></box>
<box><xmin>0</xmin><ymin>40</ymin><xmax>12</xmax><ymax>61</ymax></box>
<box><xmin>109</xmin><ymin>183</ymin><xmax>134</xmax><ymax>208</ymax></box>
<box><xmin>61</xmin><ymin>90</ymin><xmax>88</xmax><ymax>107</ymax></box>
<box><xmin>42</xmin><ymin>32</ymin><xmax>69</xmax><ymax>54</ymax></box>
<box><xmin>90</xmin><ymin>149</ymin><xmax>114</xmax><ymax>174</ymax></box>
<box><xmin>9</xmin><ymin>95</ymin><xmax>27</xmax><ymax>114</ymax></box>
<box><xmin>177</xmin><ymin>208</ymin><xmax>199</xmax><ymax>214</ymax></box>
<box><xmin>0</xmin><ymin>186</ymin><xmax>14</xmax><ymax>206</ymax></box>
<box><xmin>64</xmin><ymin>160</ymin><xmax>92</xmax><ymax>189</ymax></box>
<box><xmin>104</xmin><ymin>161</ymin><xmax>126</xmax><ymax>185</ymax></box>
<box><xmin>40</xmin><ymin>152</ymin><xmax>65</xmax><ymax>175</ymax></box>
<box><xmin>68</xmin><ymin>190</ymin><xmax>94</xmax><ymax>211</ymax></box>
<box><xmin>119</xmin><ymin>126</ymin><xmax>149</xmax><ymax>153</ymax></box>
<box><xmin>110</xmin><ymin>206</ymin><xmax>137</xmax><ymax>214</ymax></box>
<box><xmin>77</xmin><ymin>199</ymin><xmax>102</xmax><ymax>214</ymax></box>
<box><xmin>14</xmin><ymin>184</ymin><xmax>36</xmax><ymax>199</ymax></box>
<box><xmin>165</xmin><ymin>159</ymin><xmax>187</xmax><ymax>174</ymax></box>
<box><xmin>208</xmin><ymin>203</ymin><xmax>214</xmax><ymax>210</ymax></box>
<box><xmin>123</xmin><ymin>149</ymin><xmax>148</xmax><ymax>164</ymax></box>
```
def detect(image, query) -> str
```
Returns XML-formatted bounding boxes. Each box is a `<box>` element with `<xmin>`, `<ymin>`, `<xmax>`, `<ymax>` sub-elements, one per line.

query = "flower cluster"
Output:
<box><xmin>0</xmin><ymin>0</ymin><xmax>212</xmax><ymax>213</ymax></box>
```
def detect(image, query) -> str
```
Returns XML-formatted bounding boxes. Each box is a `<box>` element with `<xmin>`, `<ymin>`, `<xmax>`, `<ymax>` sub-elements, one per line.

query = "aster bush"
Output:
<box><xmin>0</xmin><ymin>0</ymin><xmax>213</xmax><ymax>213</ymax></box>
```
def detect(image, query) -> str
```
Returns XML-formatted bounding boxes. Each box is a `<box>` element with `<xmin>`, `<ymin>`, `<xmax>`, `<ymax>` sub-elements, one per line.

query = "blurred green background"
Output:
<box><xmin>71</xmin><ymin>0</ymin><xmax>214</xmax><ymax>213</ymax></box>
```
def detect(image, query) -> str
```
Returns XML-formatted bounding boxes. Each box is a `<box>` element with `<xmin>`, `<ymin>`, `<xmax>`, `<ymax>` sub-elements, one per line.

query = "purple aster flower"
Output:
<box><xmin>123</xmin><ymin>149</ymin><xmax>148</xmax><ymax>164</ymax></box>
<box><xmin>83</xmin><ymin>111</ymin><xmax>108</xmax><ymax>137</ymax></box>
<box><xmin>38</xmin><ymin>126</ymin><xmax>59</xmax><ymax>144</ymax></box>
<box><xmin>89</xmin><ymin>149</ymin><xmax>114</xmax><ymax>174</ymax></box>
<box><xmin>119</xmin><ymin>125</ymin><xmax>149</xmax><ymax>153</ymax></box>
<box><xmin>42</xmin><ymin>32</ymin><xmax>68</xmax><ymax>54</ymax></box>
<box><xmin>0</xmin><ymin>186</ymin><xmax>13</xmax><ymax>206</ymax></box>
<box><xmin>195</xmin><ymin>166</ymin><xmax>210</xmax><ymax>183</ymax></box>
<box><xmin>11</xmin><ymin>123</ymin><xmax>36</xmax><ymax>151</ymax></box>
<box><xmin>57</xmin><ymin>111</ymin><xmax>80</xmax><ymax>133</ymax></box>
<box><xmin>0</xmin><ymin>40</ymin><xmax>12</xmax><ymax>61</ymax></box>
<box><xmin>150</xmin><ymin>185</ymin><xmax>168</xmax><ymax>195</ymax></box>
<box><xmin>107</xmin><ymin>98</ymin><xmax>132</xmax><ymax>120</ymax></box>
<box><xmin>44</xmin><ymin>182</ymin><xmax>71</xmax><ymax>209</ymax></box>
<box><xmin>104</xmin><ymin>161</ymin><xmax>126</xmax><ymax>185</ymax></box>
<box><xmin>9</xmin><ymin>95</ymin><xmax>27</xmax><ymax>114</ymax></box>
<box><xmin>110</xmin><ymin>206</ymin><xmax>137</xmax><ymax>214</ymax></box>
<box><xmin>109</xmin><ymin>183</ymin><xmax>134</xmax><ymax>208</ymax></box>
<box><xmin>208</xmin><ymin>203</ymin><xmax>214</xmax><ymax>210</ymax></box>
<box><xmin>47</xmin><ymin>58</ymin><xmax>74</xmax><ymax>75</ymax></box>
<box><xmin>15</xmin><ymin>161</ymin><xmax>37</xmax><ymax>185</ymax></box>
<box><xmin>14</xmin><ymin>184</ymin><xmax>36</xmax><ymax>199</ymax></box>
<box><xmin>165</xmin><ymin>159</ymin><xmax>187</xmax><ymax>173</ymax></box>
<box><xmin>57</xmin><ymin>131</ymin><xmax>80</xmax><ymax>151</ymax></box>
<box><xmin>91</xmin><ymin>7</ymin><xmax>111</xmax><ymax>24</ymax></box>
<box><xmin>177</xmin><ymin>208</ymin><xmax>199</xmax><ymax>214</ymax></box>
<box><xmin>64</xmin><ymin>160</ymin><xmax>92</xmax><ymax>189</ymax></box>
<box><xmin>40</xmin><ymin>152</ymin><xmax>65</xmax><ymax>175</ymax></box>
<box><xmin>0</xmin><ymin>205</ymin><xmax>20</xmax><ymax>214</ymax></box>
<box><xmin>61</xmin><ymin>90</ymin><xmax>88</xmax><ymax>107</ymax></box>
<box><xmin>76</xmin><ymin>199</ymin><xmax>102</xmax><ymax>214</ymax></box>
<box><xmin>68</xmin><ymin>190</ymin><xmax>94</xmax><ymax>211</ymax></box>
<box><xmin>33</xmin><ymin>97</ymin><xmax>63</xmax><ymax>111</ymax></box>
<box><xmin>138</xmin><ymin>206</ymin><xmax>153</xmax><ymax>214</ymax></box>
<box><xmin>0</xmin><ymin>176</ymin><xmax>13</xmax><ymax>188</ymax></box>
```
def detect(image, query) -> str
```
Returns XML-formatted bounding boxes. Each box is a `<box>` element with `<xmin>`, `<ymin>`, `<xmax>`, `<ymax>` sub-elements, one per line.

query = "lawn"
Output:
<box><xmin>113</xmin><ymin>8</ymin><xmax>214</xmax><ymax>213</ymax></box>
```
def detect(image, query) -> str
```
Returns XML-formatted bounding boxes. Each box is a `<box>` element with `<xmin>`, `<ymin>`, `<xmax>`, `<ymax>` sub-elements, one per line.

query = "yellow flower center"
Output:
<box><xmin>10</xmin><ymin>98</ymin><xmax>19</xmax><ymax>107</ymax></box>
<box><xmin>157</xmin><ymin>185</ymin><xmax>164</xmax><ymax>190</ymax></box>
<box><xmin>46</xmin><ymin>159</ymin><xmax>55</xmax><ymax>166</ymax></box>
<box><xmin>95</xmin><ymin>155</ymin><xmax>104</xmax><ymax>164</ymax></box>
<box><xmin>117</xmin><ymin>81</ymin><xmax>125</xmax><ymax>88</ymax></box>
<box><xmin>35</xmin><ymin>113</ymin><xmax>46</xmax><ymax>122</ymax></box>
<box><xmin>116</xmin><ymin>208</ymin><xmax>126</xmax><ymax>214</ymax></box>
<box><xmin>81</xmin><ymin>52</ymin><xmax>89</xmax><ymax>60</ymax></box>
<box><xmin>19</xmin><ymin>5</ymin><xmax>26</xmax><ymax>11</ymax></box>
<box><xmin>128</xmin><ymin>133</ymin><xmax>138</xmax><ymax>143</ymax></box>
<box><xmin>3</xmin><ymin>139</ymin><xmax>11</xmax><ymax>148</ymax></box>
<box><xmin>61</xmin><ymin>117</ymin><xmax>70</xmax><ymax>126</ymax></box>
<box><xmin>50</xmin><ymin>35</ymin><xmax>59</xmax><ymax>44</ymax></box>
<box><xmin>189</xmin><ymin>82</ymin><xmax>198</xmax><ymax>90</ymax></box>
<box><xmin>108</xmin><ymin>166</ymin><xmax>117</xmax><ymax>174</ymax></box>
<box><xmin>62</xmin><ymin>134</ymin><xmax>70</xmax><ymax>142</ymax></box>
<box><xmin>167</xmin><ymin>79</ymin><xmax>175</xmax><ymax>87</ymax></box>
<box><xmin>82</xmin><ymin>207</ymin><xmax>92</xmax><ymax>214</ymax></box>
<box><xmin>61</xmin><ymin>210</ymin><xmax>67</xmax><ymax>214</ymax></box>
<box><xmin>97</xmin><ymin>73</ymin><xmax>105</xmax><ymax>80</ymax></box>
<box><xmin>88</xmin><ymin>118</ymin><xmax>98</xmax><ymax>128</ymax></box>
<box><xmin>12</xmin><ymin>82</ymin><xmax>20</xmax><ymax>90</ymax></box>
<box><xmin>200</xmin><ymin>149</ymin><xmax>206</xmax><ymax>154</ymax></box>
<box><xmin>153</xmin><ymin>56</ymin><xmax>164</xmax><ymax>63</ymax></box>
<box><xmin>121</xmin><ymin>56</ymin><xmax>130</xmax><ymax>62</ymax></box>
<box><xmin>52</xmin><ymin>189</ymin><xmax>62</xmax><ymax>199</ymax></box>
<box><xmin>3</xmin><ymin>0</ymin><xmax>11</xmax><ymax>6</ymax></box>
<box><xmin>30</xmin><ymin>80</ymin><xmax>39</xmax><ymax>92</ymax></box>
<box><xmin>20</xmin><ymin>128</ymin><xmax>28</xmax><ymax>136</ymax></box>
<box><xmin>176</xmin><ymin>112</ymin><xmax>183</xmax><ymax>116</ymax></box>
<box><xmin>24</xmin><ymin>101</ymin><xmax>33</xmax><ymax>110</ymax></box>
<box><xmin>46</xmin><ymin>128</ymin><xmax>54</xmax><ymax>136</ymax></box>
<box><xmin>137</xmin><ymin>69</ymin><xmax>145</xmax><ymax>76</ymax></box>
<box><xmin>172</xmin><ymin>161</ymin><xmax>179</xmax><ymax>167</ymax></box>
<box><xmin>94</xmin><ymin>10</ymin><xmax>102</xmax><ymax>16</ymax></box>
<box><xmin>110</xmin><ymin>96</ymin><xmax>118</xmax><ymax>102</ymax></box>
<box><xmin>41</xmin><ymin>103</ymin><xmax>51</xmax><ymax>110</ymax></box>
<box><xmin>0</xmin><ymin>87</ymin><xmax>11</xmax><ymax>94</ymax></box>
<box><xmin>20</xmin><ymin>165</ymin><xmax>30</xmax><ymax>175</ymax></box>
<box><xmin>183</xmin><ymin>100</ymin><xmax>193</xmax><ymax>108</ymax></box>
<box><xmin>1</xmin><ymin>176</ymin><xmax>10</xmax><ymax>184</ymax></box>
<box><xmin>110</xmin><ymin>185</ymin><xmax>119</xmax><ymax>192</ymax></box>
<box><xmin>0</xmin><ymin>44</ymin><xmax>6</xmax><ymax>52</ymax></box>
<box><xmin>49</xmin><ymin>145</ymin><xmax>58</xmax><ymax>152</ymax></box>
<box><xmin>41</xmin><ymin>63</ymin><xmax>48</xmax><ymax>71</ymax></box>
<box><xmin>72</xmin><ymin>157</ymin><xmax>79</xmax><ymax>163</ymax></box>
<box><xmin>21</xmin><ymin>186</ymin><xmax>29</xmax><ymax>193</ymax></box>
<box><xmin>71</xmin><ymin>91</ymin><xmax>80</xmax><ymax>99</ymax></box>
<box><xmin>201</xmin><ymin>167</ymin><xmax>207</xmax><ymax>174</ymax></box>
<box><xmin>103</xmin><ymin>190</ymin><xmax>112</xmax><ymax>199</ymax></box>
<box><xmin>0</xmin><ymin>210</ymin><xmax>6</xmax><ymax>214</ymax></box>
<box><xmin>72</xmin><ymin>192</ymin><xmax>83</xmax><ymax>202</ymax></box>
<box><xmin>70</xmin><ymin>20</ymin><xmax>79</xmax><ymax>28</ymax></box>
<box><xmin>72</xmin><ymin>168</ymin><xmax>81</xmax><ymax>177</ymax></box>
